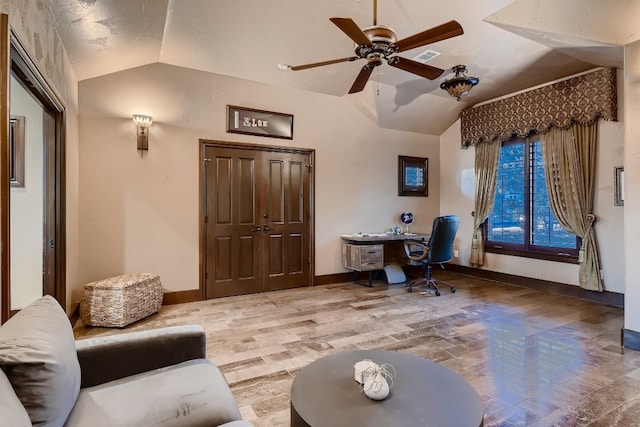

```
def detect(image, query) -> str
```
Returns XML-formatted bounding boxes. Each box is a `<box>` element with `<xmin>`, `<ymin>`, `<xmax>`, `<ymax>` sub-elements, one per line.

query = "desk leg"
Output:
<box><xmin>352</xmin><ymin>270</ymin><xmax>373</xmax><ymax>287</ymax></box>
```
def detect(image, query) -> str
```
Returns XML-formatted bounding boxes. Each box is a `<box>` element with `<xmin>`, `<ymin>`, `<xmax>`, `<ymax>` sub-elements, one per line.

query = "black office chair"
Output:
<box><xmin>403</xmin><ymin>215</ymin><xmax>460</xmax><ymax>296</ymax></box>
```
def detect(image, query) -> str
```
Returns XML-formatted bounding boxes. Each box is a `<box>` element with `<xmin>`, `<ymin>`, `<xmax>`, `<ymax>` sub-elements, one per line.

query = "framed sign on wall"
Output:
<box><xmin>398</xmin><ymin>156</ymin><xmax>428</xmax><ymax>197</ymax></box>
<box><xmin>227</xmin><ymin>105</ymin><xmax>293</xmax><ymax>140</ymax></box>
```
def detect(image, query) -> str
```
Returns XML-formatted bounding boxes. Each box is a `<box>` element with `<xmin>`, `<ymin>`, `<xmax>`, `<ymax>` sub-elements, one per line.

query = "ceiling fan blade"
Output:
<box><xmin>393</xmin><ymin>20</ymin><xmax>464</xmax><ymax>53</ymax></box>
<box><xmin>348</xmin><ymin>65</ymin><xmax>375</xmax><ymax>94</ymax></box>
<box><xmin>387</xmin><ymin>57</ymin><xmax>445</xmax><ymax>80</ymax></box>
<box><xmin>289</xmin><ymin>56</ymin><xmax>360</xmax><ymax>71</ymax></box>
<box><xmin>330</xmin><ymin>17</ymin><xmax>372</xmax><ymax>46</ymax></box>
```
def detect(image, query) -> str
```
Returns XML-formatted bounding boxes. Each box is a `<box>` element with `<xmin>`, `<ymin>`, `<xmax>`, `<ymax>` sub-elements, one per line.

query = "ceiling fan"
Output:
<box><xmin>283</xmin><ymin>0</ymin><xmax>464</xmax><ymax>94</ymax></box>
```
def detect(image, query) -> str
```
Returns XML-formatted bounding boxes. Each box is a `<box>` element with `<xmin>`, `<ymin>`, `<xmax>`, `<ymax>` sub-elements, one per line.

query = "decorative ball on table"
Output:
<box><xmin>400</xmin><ymin>212</ymin><xmax>413</xmax><ymax>233</ymax></box>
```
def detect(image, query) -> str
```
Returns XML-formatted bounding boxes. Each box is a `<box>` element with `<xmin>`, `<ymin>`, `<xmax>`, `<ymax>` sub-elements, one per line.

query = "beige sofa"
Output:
<box><xmin>0</xmin><ymin>295</ymin><xmax>253</xmax><ymax>427</ymax></box>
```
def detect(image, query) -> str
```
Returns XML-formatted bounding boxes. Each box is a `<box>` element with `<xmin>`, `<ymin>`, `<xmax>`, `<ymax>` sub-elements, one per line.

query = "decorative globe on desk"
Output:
<box><xmin>400</xmin><ymin>212</ymin><xmax>414</xmax><ymax>234</ymax></box>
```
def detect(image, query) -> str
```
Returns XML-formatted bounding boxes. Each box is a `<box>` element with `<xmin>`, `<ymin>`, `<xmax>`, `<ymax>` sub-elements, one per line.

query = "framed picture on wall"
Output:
<box><xmin>614</xmin><ymin>166</ymin><xmax>624</xmax><ymax>206</ymax></box>
<box><xmin>398</xmin><ymin>156</ymin><xmax>428</xmax><ymax>197</ymax></box>
<box><xmin>9</xmin><ymin>115</ymin><xmax>25</xmax><ymax>188</ymax></box>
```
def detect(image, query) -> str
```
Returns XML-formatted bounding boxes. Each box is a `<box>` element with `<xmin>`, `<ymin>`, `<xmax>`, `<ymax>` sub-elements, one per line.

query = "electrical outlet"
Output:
<box><xmin>454</xmin><ymin>249</ymin><xmax>459</xmax><ymax>258</ymax></box>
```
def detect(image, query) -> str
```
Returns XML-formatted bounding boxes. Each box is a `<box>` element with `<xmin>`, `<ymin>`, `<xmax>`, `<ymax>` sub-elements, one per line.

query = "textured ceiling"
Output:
<box><xmin>46</xmin><ymin>0</ymin><xmax>639</xmax><ymax>135</ymax></box>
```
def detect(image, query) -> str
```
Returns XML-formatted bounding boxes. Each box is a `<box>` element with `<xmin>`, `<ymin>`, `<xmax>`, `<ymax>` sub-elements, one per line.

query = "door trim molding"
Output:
<box><xmin>1</xmin><ymin>23</ymin><xmax>66</xmax><ymax>322</ymax></box>
<box><xmin>1</xmin><ymin>14</ymin><xmax>10</xmax><ymax>322</ymax></box>
<box><xmin>199</xmin><ymin>139</ymin><xmax>315</xmax><ymax>299</ymax></box>
<box><xmin>200</xmin><ymin>139</ymin><xmax>315</xmax><ymax>155</ymax></box>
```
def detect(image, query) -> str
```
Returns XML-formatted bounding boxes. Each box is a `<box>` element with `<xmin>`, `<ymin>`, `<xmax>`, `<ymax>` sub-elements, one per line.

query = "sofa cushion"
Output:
<box><xmin>0</xmin><ymin>368</ymin><xmax>31</xmax><ymax>427</ymax></box>
<box><xmin>65</xmin><ymin>359</ymin><xmax>243</xmax><ymax>427</ymax></box>
<box><xmin>0</xmin><ymin>295</ymin><xmax>81</xmax><ymax>427</ymax></box>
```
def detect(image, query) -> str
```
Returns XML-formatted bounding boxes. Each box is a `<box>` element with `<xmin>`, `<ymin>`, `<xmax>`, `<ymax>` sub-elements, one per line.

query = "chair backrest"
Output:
<box><xmin>427</xmin><ymin>215</ymin><xmax>460</xmax><ymax>264</ymax></box>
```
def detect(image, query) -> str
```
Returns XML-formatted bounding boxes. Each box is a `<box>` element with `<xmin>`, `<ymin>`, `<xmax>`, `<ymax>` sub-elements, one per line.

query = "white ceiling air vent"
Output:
<box><xmin>412</xmin><ymin>49</ymin><xmax>441</xmax><ymax>63</ymax></box>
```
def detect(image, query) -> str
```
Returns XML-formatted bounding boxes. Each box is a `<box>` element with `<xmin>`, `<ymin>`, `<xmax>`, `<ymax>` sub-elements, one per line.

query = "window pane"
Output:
<box><xmin>488</xmin><ymin>143</ymin><xmax>525</xmax><ymax>244</ymax></box>
<box><xmin>530</xmin><ymin>141</ymin><xmax>576</xmax><ymax>249</ymax></box>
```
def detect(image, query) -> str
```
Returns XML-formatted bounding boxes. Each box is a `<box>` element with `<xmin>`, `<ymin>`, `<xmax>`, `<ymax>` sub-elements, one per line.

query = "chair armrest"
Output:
<box><xmin>404</xmin><ymin>240</ymin><xmax>429</xmax><ymax>262</ymax></box>
<box><xmin>76</xmin><ymin>325</ymin><xmax>206</xmax><ymax>388</ymax></box>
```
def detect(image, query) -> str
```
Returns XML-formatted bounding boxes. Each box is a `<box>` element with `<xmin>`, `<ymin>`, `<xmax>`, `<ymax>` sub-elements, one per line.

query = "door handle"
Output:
<box><xmin>263</xmin><ymin>226</ymin><xmax>271</xmax><ymax>232</ymax></box>
<box><xmin>250</xmin><ymin>226</ymin><xmax>261</xmax><ymax>232</ymax></box>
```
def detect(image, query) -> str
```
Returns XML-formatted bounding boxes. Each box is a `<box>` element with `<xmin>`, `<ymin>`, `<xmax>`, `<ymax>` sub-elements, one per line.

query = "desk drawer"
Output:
<box><xmin>342</xmin><ymin>244</ymin><xmax>384</xmax><ymax>271</ymax></box>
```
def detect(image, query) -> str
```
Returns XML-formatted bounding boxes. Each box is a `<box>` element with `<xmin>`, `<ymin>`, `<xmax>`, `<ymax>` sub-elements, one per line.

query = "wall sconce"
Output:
<box><xmin>132</xmin><ymin>114</ymin><xmax>153</xmax><ymax>152</ymax></box>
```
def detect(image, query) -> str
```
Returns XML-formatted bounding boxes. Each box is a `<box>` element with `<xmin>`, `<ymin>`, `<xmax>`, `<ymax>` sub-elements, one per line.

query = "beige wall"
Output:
<box><xmin>624</xmin><ymin>41</ymin><xmax>640</xmax><ymax>331</ymax></box>
<box><xmin>0</xmin><ymin>0</ymin><xmax>80</xmax><ymax>314</ymax></box>
<box><xmin>77</xmin><ymin>63</ymin><xmax>440</xmax><ymax>298</ymax></box>
<box><xmin>439</xmin><ymin>69</ymin><xmax>626</xmax><ymax>294</ymax></box>
<box><xmin>10</xmin><ymin>75</ymin><xmax>44</xmax><ymax>309</ymax></box>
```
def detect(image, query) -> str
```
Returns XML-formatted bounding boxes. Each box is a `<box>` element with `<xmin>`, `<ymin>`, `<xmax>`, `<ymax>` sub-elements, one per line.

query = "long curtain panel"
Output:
<box><xmin>541</xmin><ymin>122</ymin><xmax>603</xmax><ymax>291</ymax></box>
<box><xmin>470</xmin><ymin>139</ymin><xmax>501</xmax><ymax>267</ymax></box>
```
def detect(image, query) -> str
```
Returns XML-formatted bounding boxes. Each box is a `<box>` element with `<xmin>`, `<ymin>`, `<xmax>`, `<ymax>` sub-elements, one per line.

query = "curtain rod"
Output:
<box><xmin>473</xmin><ymin>66</ymin><xmax>609</xmax><ymax>108</ymax></box>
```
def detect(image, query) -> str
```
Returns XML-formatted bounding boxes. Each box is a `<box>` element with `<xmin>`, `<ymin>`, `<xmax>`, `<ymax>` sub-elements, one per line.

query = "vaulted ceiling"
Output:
<box><xmin>47</xmin><ymin>0</ymin><xmax>639</xmax><ymax>135</ymax></box>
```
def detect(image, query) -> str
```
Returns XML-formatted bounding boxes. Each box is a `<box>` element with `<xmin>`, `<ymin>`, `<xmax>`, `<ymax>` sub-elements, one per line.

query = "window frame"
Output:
<box><xmin>484</xmin><ymin>135</ymin><xmax>580</xmax><ymax>264</ymax></box>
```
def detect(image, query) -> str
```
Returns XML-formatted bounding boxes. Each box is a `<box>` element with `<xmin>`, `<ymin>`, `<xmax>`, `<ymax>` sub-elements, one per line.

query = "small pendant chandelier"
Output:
<box><xmin>440</xmin><ymin>65</ymin><xmax>479</xmax><ymax>101</ymax></box>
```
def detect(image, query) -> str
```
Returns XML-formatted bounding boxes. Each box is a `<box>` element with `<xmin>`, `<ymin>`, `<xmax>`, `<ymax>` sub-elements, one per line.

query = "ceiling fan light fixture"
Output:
<box><xmin>440</xmin><ymin>65</ymin><xmax>479</xmax><ymax>101</ymax></box>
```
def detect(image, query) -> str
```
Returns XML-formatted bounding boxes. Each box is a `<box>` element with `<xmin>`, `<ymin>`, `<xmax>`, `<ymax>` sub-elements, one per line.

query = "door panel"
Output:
<box><xmin>214</xmin><ymin>236</ymin><xmax>232</xmax><ymax>280</ymax></box>
<box><xmin>42</xmin><ymin>112</ymin><xmax>56</xmax><ymax>299</ymax></box>
<box><xmin>238</xmin><ymin>236</ymin><xmax>256</xmax><ymax>278</ymax></box>
<box><xmin>289</xmin><ymin>161</ymin><xmax>303</xmax><ymax>223</ymax></box>
<box><xmin>289</xmin><ymin>233</ymin><xmax>303</xmax><ymax>274</ymax></box>
<box><xmin>214</xmin><ymin>157</ymin><xmax>232</xmax><ymax>224</ymax></box>
<box><xmin>238</xmin><ymin>158</ymin><xmax>255</xmax><ymax>224</ymax></box>
<box><xmin>203</xmin><ymin>143</ymin><xmax>312</xmax><ymax>298</ymax></box>
<box><xmin>205</xmin><ymin>147</ymin><xmax>262</xmax><ymax>298</ymax></box>
<box><xmin>267</xmin><ymin>233</ymin><xmax>284</xmax><ymax>277</ymax></box>
<box><xmin>268</xmin><ymin>160</ymin><xmax>284</xmax><ymax>223</ymax></box>
<box><xmin>262</xmin><ymin>152</ymin><xmax>310</xmax><ymax>291</ymax></box>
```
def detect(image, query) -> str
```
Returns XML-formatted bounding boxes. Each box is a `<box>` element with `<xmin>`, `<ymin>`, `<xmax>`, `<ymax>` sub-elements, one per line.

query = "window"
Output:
<box><xmin>484</xmin><ymin>135</ymin><xmax>579</xmax><ymax>262</ymax></box>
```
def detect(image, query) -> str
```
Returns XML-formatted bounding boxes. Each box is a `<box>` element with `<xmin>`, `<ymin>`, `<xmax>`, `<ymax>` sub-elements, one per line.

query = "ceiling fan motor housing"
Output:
<box><xmin>356</xmin><ymin>25</ymin><xmax>397</xmax><ymax>61</ymax></box>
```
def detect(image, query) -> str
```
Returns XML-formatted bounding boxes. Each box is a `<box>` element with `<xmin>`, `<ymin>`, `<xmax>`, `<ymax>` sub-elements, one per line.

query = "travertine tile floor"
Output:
<box><xmin>73</xmin><ymin>272</ymin><xmax>640</xmax><ymax>426</ymax></box>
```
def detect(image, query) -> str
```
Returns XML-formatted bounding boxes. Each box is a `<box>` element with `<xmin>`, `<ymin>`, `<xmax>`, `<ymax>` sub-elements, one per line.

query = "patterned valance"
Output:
<box><xmin>460</xmin><ymin>67</ymin><xmax>617</xmax><ymax>147</ymax></box>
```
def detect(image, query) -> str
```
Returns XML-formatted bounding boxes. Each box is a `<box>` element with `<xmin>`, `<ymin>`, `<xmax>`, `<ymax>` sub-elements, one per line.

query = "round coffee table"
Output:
<box><xmin>291</xmin><ymin>350</ymin><xmax>484</xmax><ymax>427</ymax></box>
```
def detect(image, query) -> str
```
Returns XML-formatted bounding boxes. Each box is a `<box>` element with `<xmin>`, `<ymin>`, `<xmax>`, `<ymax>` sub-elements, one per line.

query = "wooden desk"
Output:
<box><xmin>341</xmin><ymin>233</ymin><xmax>429</xmax><ymax>243</ymax></box>
<box><xmin>341</xmin><ymin>233</ymin><xmax>429</xmax><ymax>286</ymax></box>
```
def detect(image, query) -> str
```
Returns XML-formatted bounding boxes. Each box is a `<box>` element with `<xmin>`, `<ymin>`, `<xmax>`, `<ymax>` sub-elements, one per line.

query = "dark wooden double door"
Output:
<box><xmin>202</xmin><ymin>142</ymin><xmax>313</xmax><ymax>298</ymax></box>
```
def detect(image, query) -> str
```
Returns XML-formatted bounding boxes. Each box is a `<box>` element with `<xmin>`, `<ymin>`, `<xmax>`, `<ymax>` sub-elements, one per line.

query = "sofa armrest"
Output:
<box><xmin>76</xmin><ymin>325</ymin><xmax>206</xmax><ymax>388</ymax></box>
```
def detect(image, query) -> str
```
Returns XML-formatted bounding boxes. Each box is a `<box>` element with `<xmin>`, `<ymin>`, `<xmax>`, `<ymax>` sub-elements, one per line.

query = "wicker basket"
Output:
<box><xmin>80</xmin><ymin>273</ymin><xmax>164</xmax><ymax>328</ymax></box>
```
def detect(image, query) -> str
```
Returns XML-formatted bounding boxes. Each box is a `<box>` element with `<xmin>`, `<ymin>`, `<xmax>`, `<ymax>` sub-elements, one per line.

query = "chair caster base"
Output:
<box><xmin>451</xmin><ymin>287</ymin><xmax>456</xmax><ymax>293</ymax></box>
<box><xmin>435</xmin><ymin>290</ymin><xmax>441</xmax><ymax>296</ymax></box>
<box><xmin>407</xmin><ymin>287</ymin><xmax>413</xmax><ymax>293</ymax></box>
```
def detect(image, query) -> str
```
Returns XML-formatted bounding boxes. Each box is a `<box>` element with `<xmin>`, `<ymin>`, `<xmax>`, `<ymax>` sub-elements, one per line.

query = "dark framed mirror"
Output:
<box><xmin>9</xmin><ymin>115</ymin><xmax>25</xmax><ymax>188</ymax></box>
